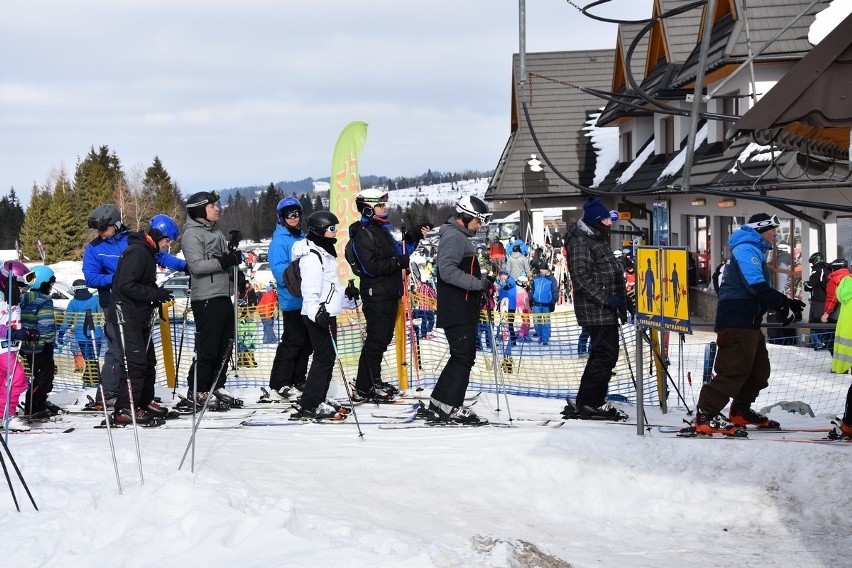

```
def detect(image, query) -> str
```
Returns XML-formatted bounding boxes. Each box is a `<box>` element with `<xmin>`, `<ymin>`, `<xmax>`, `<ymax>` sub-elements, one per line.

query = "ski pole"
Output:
<box><xmin>84</xmin><ymin>309</ymin><xmax>121</xmax><ymax>494</ymax></box>
<box><xmin>485</xmin><ymin>300</ymin><xmax>514</xmax><ymax>422</ymax></box>
<box><xmin>0</xmin><ymin>414</ymin><xmax>39</xmax><ymax>511</ymax></box>
<box><xmin>328</xmin><ymin>324</ymin><xmax>364</xmax><ymax>439</ymax></box>
<box><xmin>617</xmin><ymin>324</ymin><xmax>648</xmax><ymax>428</ymax></box>
<box><xmin>640</xmin><ymin>329</ymin><xmax>692</xmax><ymax>412</ymax></box>
<box><xmin>114</xmin><ymin>303</ymin><xmax>144</xmax><ymax>486</ymax></box>
<box><xmin>179</xmin><ymin>338</ymin><xmax>234</xmax><ymax>472</ymax></box>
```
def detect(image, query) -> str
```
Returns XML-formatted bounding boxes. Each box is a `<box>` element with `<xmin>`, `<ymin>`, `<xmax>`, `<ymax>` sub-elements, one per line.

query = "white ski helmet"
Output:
<box><xmin>455</xmin><ymin>195</ymin><xmax>492</xmax><ymax>225</ymax></box>
<box><xmin>355</xmin><ymin>188</ymin><xmax>389</xmax><ymax>217</ymax></box>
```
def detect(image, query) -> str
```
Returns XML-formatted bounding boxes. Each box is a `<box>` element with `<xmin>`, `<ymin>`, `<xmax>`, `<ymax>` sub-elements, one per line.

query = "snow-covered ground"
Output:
<box><xmin>1</xmin><ymin>263</ymin><xmax>850</xmax><ymax>568</ymax></box>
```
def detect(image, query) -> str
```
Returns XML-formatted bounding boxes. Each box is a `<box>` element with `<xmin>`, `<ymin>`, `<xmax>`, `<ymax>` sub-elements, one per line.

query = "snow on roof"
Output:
<box><xmin>584</xmin><ymin>109</ymin><xmax>619</xmax><ymax>188</ymax></box>
<box><xmin>658</xmin><ymin>123</ymin><xmax>709</xmax><ymax>180</ymax></box>
<box><xmin>616</xmin><ymin>139</ymin><xmax>655</xmax><ymax>186</ymax></box>
<box><xmin>809</xmin><ymin>0</ymin><xmax>852</xmax><ymax>45</ymax></box>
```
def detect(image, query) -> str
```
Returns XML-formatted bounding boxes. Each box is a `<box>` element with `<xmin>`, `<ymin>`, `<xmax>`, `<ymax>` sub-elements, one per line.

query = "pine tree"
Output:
<box><xmin>0</xmin><ymin>188</ymin><xmax>25</xmax><ymax>249</ymax></box>
<box><xmin>19</xmin><ymin>184</ymin><xmax>51</xmax><ymax>261</ymax></box>
<box><xmin>74</xmin><ymin>156</ymin><xmax>114</xmax><ymax>220</ymax></box>
<box><xmin>146</xmin><ymin>156</ymin><xmax>185</xmax><ymax>228</ymax></box>
<box><xmin>44</xmin><ymin>173</ymin><xmax>83</xmax><ymax>261</ymax></box>
<box><xmin>258</xmin><ymin>183</ymin><xmax>282</xmax><ymax>239</ymax></box>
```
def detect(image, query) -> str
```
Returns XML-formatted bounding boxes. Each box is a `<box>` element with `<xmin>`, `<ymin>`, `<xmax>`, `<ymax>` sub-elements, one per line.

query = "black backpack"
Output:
<box><xmin>283</xmin><ymin>249</ymin><xmax>322</xmax><ymax>298</ymax></box>
<box><xmin>344</xmin><ymin>224</ymin><xmax>378</xmax><ymax>278</ymax></box>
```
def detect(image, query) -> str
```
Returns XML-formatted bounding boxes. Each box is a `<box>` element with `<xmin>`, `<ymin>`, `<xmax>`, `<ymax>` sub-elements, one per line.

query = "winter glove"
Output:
<box><xmin>777</xmin><ymin>302</ymin><xmax>796</xmax><ymax>326</ymax></box>
<box><xmin>156</xmin><ymin>288</ymin><xmax>174</xmax><ymax>303</ymax></box>
<box><xmin>480</xmin><ymin>278</ymin><xmax>493</xmax><ymax>293</ymax></box>
<box><xmin>314</xmin><ymin>304</ymin><xmax>331</xmax><ymax>329</ymax></box>
<box><xmin>549</xmin><ymin>303</ymin><xmax>556</xmax><ymax>312</ymax></box>
<box><xmin>344</xmin><ymin>281</ymin><xmax>360</xmax><ymax>302</ymax></box>
<box><xmin>228</xmin><ymin>230</ymin><xmax>243</xmax><ymax>250</ymax></box>
<box><xmin>502</xmin><ymin>283</ymin><xmax>511</xmax><ymax>290</ymax></box>
<box><xmin>215</xmin><ymin>250</ymin><xmax>242</xmax><ymax>270</ymax></box>
<box><xmin>788</xmin><ymin>298</ymin><xmax>806</xmax><ymax>315</ymax></box>
<box><xmin>12</xmin><ymin>328</ymin><xmax>38</xmax><ymax>342</ymax></box>
<box><xmin>606</xmin><ymin>295</ymin><xmax>624</xmax><ymax>313</ymax></box>
<box><xmin>396</xmin><ymin>254</ymin><xmax>411</xmax><ymax>270</ymax></box>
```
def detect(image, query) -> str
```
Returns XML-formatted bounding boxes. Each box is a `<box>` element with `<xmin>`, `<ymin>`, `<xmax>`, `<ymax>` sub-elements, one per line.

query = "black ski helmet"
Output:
<box><xmin>88</xmin><ymin>203</ymin><xmax>122</xmax><ymax>232</ymax></box>
<box><xmin>307</xmin><ymin>210</ymin><xmax>339</xmax><ymax>236</ymax></box>
<box><xmin>830</xmin><ymin>258</ymin><xmax>849</xmax><ymax>271</ymax></box>
<box><xmin>808</xmin><ymin>252</ymin><xmax>825</xmax><ymax>265</ymax></box>
<box><xmin>455</xmin><ymin>195</ymin><xmax>492</xmax><ymax>226</ymax></box>
<box><xmin>186</xmin><ymin>191</ymin><xmax>220</xmax><ymax>220</ymax></box>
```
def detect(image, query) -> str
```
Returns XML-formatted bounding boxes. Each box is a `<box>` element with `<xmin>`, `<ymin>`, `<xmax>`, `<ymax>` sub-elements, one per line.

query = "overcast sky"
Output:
<box><xmin>0</xmin><ymin>0</ymin><xmax>657</xmax><ymax>204</ymax></box>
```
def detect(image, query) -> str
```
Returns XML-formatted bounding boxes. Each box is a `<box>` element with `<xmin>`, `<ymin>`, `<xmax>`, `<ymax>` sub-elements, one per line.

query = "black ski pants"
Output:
<box><xmin>300</xmin><ymin>316</ymin><xmax>337</xmax><ymax>411</ymax></box>
<box><xmin>23</xmin><ymin>343</ymin><xmax>55</xmax><ymax>414</ymax></box>
<box><xmin>431</xmin><ymin>323</ymin><xmax>477</xmax><ymax>408</ymax></box>
<box><xmin>187</xmin><ymin>296</ymin><xmax>235</xmax><ymax>393</ymax></box>
<box><xmin>106</xmin><ymin>319</ymin><xmax>156</xmax><ymax>411</ymax></box>
<box><xmin>575</xmin><ymin>324</ymin><xmax>620</xmax><ymax>409</ymax></box>
<box><xmin>269</xmin><ymin>309</ymin><xmax>312</xmax><ymax>391</ymax></box>
<box><xmin>355</xmin><ymin>298</ymin><xmax>398</xmax><ymax>393</ymax></box>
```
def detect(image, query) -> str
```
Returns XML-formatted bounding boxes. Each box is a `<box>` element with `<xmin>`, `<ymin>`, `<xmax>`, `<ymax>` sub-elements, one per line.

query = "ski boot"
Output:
<box><xmin>728</xmin><ymin>399</ymin><xmax>780</xmax><ymax>429</ymax></box>
<box><xmin>679</xmin><ymin>410</ymin><xmax>747</xmax><ymax>437</ymax></box>
<box><xmin>213</xmin><ymin>387</ymin><xmax>244</xmax><ymax>408</ymax></box>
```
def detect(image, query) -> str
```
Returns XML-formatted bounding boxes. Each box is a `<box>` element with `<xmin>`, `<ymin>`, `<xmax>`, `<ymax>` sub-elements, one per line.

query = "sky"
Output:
<box><xmin>0</xmin><ymin>0</ymin><xmax>651</xmax><ymax>205</ymax></box>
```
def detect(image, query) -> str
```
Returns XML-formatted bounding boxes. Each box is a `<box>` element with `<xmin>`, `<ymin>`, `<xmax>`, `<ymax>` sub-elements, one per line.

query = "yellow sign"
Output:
<box><xmin>635</xmin><ymin>246</ymin><xmax>692</xmax><ymax>333</ymax></box>
<box><xmin>618</xmin><ymin>211</ymin><xmax>631</xmax><ymax>221</ymax></box>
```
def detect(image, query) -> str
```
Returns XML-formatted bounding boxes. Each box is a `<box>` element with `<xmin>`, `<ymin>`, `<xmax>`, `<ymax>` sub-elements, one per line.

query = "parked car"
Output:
<box><xmin>251</xmin><ymin>262</ymin><xmax>275</xmax><ymax>289</ymax></box>
<box><xmin>160</xmin><ymin>274</ymin><xmax>192</xmax><ymax>321</ymax></box>
<box><xmin>50</xmin><ymin>281</ymin><xmax>75</xmax><ymax>311</ymax></box>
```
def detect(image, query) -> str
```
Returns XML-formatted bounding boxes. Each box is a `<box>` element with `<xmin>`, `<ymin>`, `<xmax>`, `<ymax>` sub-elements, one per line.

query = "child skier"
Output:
<box><xmin>57</xmin><ymin>279</ymin><xmax>103</xmax><ymax>386</ymax></box>
<box><xmin>0</xmin><ymin>261</ymin><xmax>37</xmax><ymax>432</ymax></box>
<box><xmin>20</xmin><ymin>265</ymin><xmax>60</xmax><ymax>417</ymax></box>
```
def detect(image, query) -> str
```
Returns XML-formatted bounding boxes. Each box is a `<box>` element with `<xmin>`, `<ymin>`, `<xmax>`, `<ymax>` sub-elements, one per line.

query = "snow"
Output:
<box><xmin>809</xmin><ymin>0</ymin><xmax>852</xmax><ymax>45</ymax></box>
<box><xmin>658</xmin><ymin>123</ymin><xmax>709</xmax><ymax>180</ymax></box>
<box><xmin>616</xmin><ymin>139</ymin><xmax>655</xmax><ymax>186</ymax></box>
<box><xmin>1</xmin><ymin>262</ymin><xmax>850</xmax><ymax>567</ymax></box>
<box><xmin>584</xmin><ymin>109</ymin><xmax>620</xmax><ymax>188</ymax></box>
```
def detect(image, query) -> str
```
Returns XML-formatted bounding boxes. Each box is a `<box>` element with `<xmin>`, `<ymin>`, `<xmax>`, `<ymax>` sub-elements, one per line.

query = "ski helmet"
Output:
<box><xmin>808</xmin><ymin>252</ymin><xmax>825</xmax><ymax>265</ymax></box>
<box><xmin>88</xmin><ymin>204</ymin><xmax>122</xmax><ymax>232</ymax></box>
<box><xmin>830</xmin><ymin>258</ymin><xmax>849</xmax><ymax>271</ymax></box>
<box><xmin>30</xmin><ymin>265</ymin><xmax>56</xmax><ymax>290</ymax></box>
<box><xmin>0</xmin><ymin>260</ymin><xmax>35</xmax><ymax>293</ymax></box>
<box><xmin>276</xmin><ymin>197</ymin><xmax>302</xmax><ymax>225</ymax></box>
<box><xmin>355</xmin><ymin>188</ymin><xmax>389</xmax><ymax>217</ymax></box>
<box><xmin>455</xmin><ymin>195</ymin><xmax>492</xmax><ymax>225</ymax></box>
<box><xmin>149</xmin><ymin>214</ymin><xmax>180</xmax><ymax>241</ymax></box>
<box><xmin>186</xmin><ymin>191</ymin><xmax>220</xmax><ymax>220</ymax></box>
<box><xmin>307</xmin><ymin>210</ymin><xmax>340</xmax><ymax>236</ymax></box>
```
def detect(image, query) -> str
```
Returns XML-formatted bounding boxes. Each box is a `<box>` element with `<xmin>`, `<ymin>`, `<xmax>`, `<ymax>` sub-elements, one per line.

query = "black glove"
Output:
<box><xmin>549</xmin><ymin>303</ymin><xmax>556</xmax><ymax>312</ymax></box>
<box><xmin>12</xmin><ymin>328</ymin><xmax>38</xmax><ymax>342</ymax></box>
<box><xmin>156</xmin><ymin>288</ymin><xmax>174</xmax><ymax>303</ymax></box>
<box><xmin>315</xmin><ymin>304</ymin><xmax>331</xmax><ymax>329</ymax></box>
<box><xmin>777</xmin><ymin>303</ymin><xmax>795</xmax><ymax>326</ymax></box>
<box><xmin>788</xmin><ymin>298</ymin><xmax>806</xmax><ymax>315</ymax></box>
<box><xmin>396</xmin><ymin>254</ymin><xmax>411</xmax><ymax>270</ymax></box>
<box><xmin>481</xmin><ymin>278</ymin><xmax>493</xmax><ymax>293</ymax></box>
<box><xmin>502</xmin><ymin>284</ymin><xmax>511</xmax><ymax>290</ymax></box>
<box><xmin>606</xmin><ymin>295</ymin><xmax>624</xmax><ymax>313</ymax></box>
<box><xmin>228</xmin><ymin>230</ymin><xmax>242</xmax><ymax>251</ymax></box>
<box><xmin>215</xmin><ymin>250</ymin><xmax>242</xmax><ymax>270</ymax></box>
<box><xmin>345</xmin><ymin>282</ymin><xmax>360</xmax><ymax>301</ymax></box>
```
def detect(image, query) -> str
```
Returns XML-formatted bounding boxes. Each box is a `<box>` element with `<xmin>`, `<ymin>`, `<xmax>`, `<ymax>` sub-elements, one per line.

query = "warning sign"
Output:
<box><xmin>635</xmin><ymin>246</ymin><xmax>692</xmax><ymax>334</ymax></box>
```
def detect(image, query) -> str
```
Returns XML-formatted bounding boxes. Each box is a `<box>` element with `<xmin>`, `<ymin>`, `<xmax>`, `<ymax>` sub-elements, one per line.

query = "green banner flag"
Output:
<box><xmin>330</xmin><ymin>121</ymin><xmax>368</xmax><ymax>282</ymax></box>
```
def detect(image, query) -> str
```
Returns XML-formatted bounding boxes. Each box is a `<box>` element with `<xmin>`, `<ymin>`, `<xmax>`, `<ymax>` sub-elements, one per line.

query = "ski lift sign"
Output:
<box><xmin>634</xmin><ymin>246</ymin><xmax>692</xmax><ymax>334</ymax></box>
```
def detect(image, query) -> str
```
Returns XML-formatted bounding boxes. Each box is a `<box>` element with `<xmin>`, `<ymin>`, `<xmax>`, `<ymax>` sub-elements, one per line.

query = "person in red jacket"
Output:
<box><xmin>488</xmin><ymin>238</ymin><xmax>506</xmax><ymax>272</ymax></box>
<box><xmin>820</xmin><ymin>258</ymin><xmax>850</xmax><ymax>354</ymax></box>
<box><xmin>257</xmin><ymin>285</ymin><xmax>278</xmax><ymax>343</ymax></box>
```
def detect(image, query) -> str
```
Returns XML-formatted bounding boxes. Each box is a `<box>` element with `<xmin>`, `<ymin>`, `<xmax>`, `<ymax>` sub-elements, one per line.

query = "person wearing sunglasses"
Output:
<box><xmin>0</xmin><ymin>261</ymin><xmax>37</xmax><ymax>431</ymax></box>
<box><xmin>178</xmin><ymin>190</ymin><xmax>244</xmax><ymax>411</ymax></box>
<box><xmin>347</xmin><ymin>188</ymin><xmax>413</xmax><ymax>402</ymax></box>
<box><xmin>265</xmin><ymin>197</ymin><xmax>312</xmax><ymax>402</ymax></box>
<box><xmin>691</xmin><ymin>213</ymin><xmax>806</xmax><ymax>437</ymax></box>
<box><xmin>82</xmin><ymin>202</ymin><xmax>187</xmax><ymax>411</ymax></box>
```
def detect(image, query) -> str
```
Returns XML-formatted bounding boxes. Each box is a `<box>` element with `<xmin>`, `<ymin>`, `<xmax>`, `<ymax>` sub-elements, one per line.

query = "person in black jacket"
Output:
<box><xmin>347</xmin><ymin>188</ymin><xmax>422</xmax><ymax>401</ymax></box>
<box><xmin>107</xmin><ymin>215</ymin><xmax>178</xmax><ymax>425</ymax></box>
<box><xmin>804</xmin><ymin>252</ymin><xmax>831</xmax><ymax>349</ymax></box>
<box><xmin>427</xmin><ymin>196</ymin><xmax>492</xmax><ymax>425</ymax></box>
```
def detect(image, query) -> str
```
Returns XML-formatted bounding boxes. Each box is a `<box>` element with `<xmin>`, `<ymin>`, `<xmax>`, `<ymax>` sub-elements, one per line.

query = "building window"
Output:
<box><xmin>621</xmin><ymin>131</ymin><xmax>633</xmax><ymax>162</ymax></box>
<box><xmin>662</xmin><ymin>117</ymin><xmax>675</xmax><ymax>155</ymax></box>
<box><xmin>767</xmin><ymin>217</ymin><xmax>802</xmax><ymax>299</ymax></box>
<box><xmin>721</xmin><ymin>93</ymin><xmax>740</xmax><ymax>150</ymax></box>
<box><xmin>686</xmin><ymin>215</ymin><xmax>711</xmax><ymax>285</ymax></box>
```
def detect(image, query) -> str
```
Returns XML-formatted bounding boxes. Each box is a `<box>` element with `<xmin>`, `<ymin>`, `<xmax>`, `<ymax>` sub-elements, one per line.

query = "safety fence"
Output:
<box><xmin>45</xmin><ymin>299</ymin><xmax>848</xmax><ymax>416</ymax></box>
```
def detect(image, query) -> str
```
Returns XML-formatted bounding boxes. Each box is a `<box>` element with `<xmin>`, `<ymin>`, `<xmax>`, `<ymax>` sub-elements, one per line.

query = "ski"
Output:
<box><xmin>244</xmin><ymin>413</ymin><xmax>418</xmax><ymax>426</ymax></box>
<box><xmin>378</xmin><ymin>420</ymin><xmax>513</xmax><ymax>430</ymax></box>
<box><xmin>400</xmin><ymin>391</ymin><xmax>481</xmax><ymax>403</ymax></box>
<box><xmin>9</xmin><ymin>427</ymin><xmax>76</xmax><ymax>435</ymax></box>
<box><xmin>95</xmin><ymin>418</ymin><xmax>245</xmax><ymax>430</ymax></box>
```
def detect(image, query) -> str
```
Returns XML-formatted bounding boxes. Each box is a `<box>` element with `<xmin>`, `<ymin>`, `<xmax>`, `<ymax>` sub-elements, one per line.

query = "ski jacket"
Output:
<box><xmin>515</xmin><ymin>286</ymin><xmax>530</xmax><ymax>314</ymax></box>
<box><xmin>0</xmin><ymin>299</ymin><xmax>22</xmax><ymax>354</ymax></box>
<box><xmin>20</xmin><ymin>290</ymin><xmax>55</xmax><ymax>354</ymax></box>
<box><xmin>83</xmin><ymin>226</ymin><xmax>186</xmax><ymax>309</ymax></box>
<box><xmin>435</xmin><ymin>221</ymin><xmax>483</xmax><ymax>328</ymax></box>
<box><xmin>348</xmin><ymin>217</ymin><xmax>406</xmax><ymax>302</ymax></box>
<box><xmin>182</xmin><ymin>216</ymin><xmax>233</xmax><ymax>302</ymax></box>
<box><xmin>831</xmin><ymin>276</ymin><xmax>852</xmax><ymax>374</ymax></box>
<box><xmin>824</xmin><ymin>268</ymin><xmax>851</xmax><ymax>320</ymax></box>
<box><xmin>565</xmin><ymin>220</ymin><xmax>625</xmax><ymax>326</ymax></box>
<box><xmin>293</xmin><ymin>238</ymin><xmax>343</xmax><ymax>322</ymax></box>
<box><xmin>715</xmin><ymin>226</ymin><xmax>786</xmax><ymax>330</ymax></box>
<box><xmin>497</xmin><ymin>275</ymin><xmax>517</xmax><ymax>310</ymax></box>
<box><xmin>489</xmin><ymin>240</ymin><xmax>506</xmax><ymax>261</ymax></box>
<box><xmin>804</xmin><ymin>261</ymin><xmax>831</xmax><ymax>321</ymax></box>
<box><xmin>505</xmin><ymin>251</ymin><xmax>531</xmax><ymax>280</ymax></box>
<box><xmin>268</xmin><ymin>223</ymin><xmax>305</xmax><ymax>311</ymax></box>
<box><xmin>107</xmin><ymin>232</ymin><xmax>163</xmax><ymax>327</ymax></box>
<box><xmin>530</xmin><ymin>274</ymin><xmax>558</xmax><ymax>307</ymax></box>
<box><xmin>257</xmin><ymin>289</ymin><xmax>278</xmax><ymax>319</ymax></box>
<box><xmin>57</xmin><ymin>295</ymin><xmax>103</xmax><ymax>344</ymax></box>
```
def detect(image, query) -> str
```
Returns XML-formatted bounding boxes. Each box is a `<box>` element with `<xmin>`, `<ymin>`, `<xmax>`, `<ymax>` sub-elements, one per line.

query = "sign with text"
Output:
<box><xmin>635</xmin><ymin>246</ymin><xmax>692</xmax><ymax>334</ymax></box>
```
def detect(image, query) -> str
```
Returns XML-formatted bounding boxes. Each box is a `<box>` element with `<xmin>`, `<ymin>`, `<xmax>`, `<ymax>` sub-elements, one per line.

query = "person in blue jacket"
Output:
<box><xmin>496</xmin><ymin>269</ymin><xmax>518</xmax><ymax>345</ymax></box>
<box><xmin>266</xmin><ymin>198</ymin><xmax>312</xmax><ymax>401</ymax></box>
<box><xmin>57</xmin><ymin>279</ymin><xmax>103</xmax><ymax>386</ymax></box>
<box><xmin>82</xmin><ymin>203</ymin><xmax>186</xmax><ymax>409</ymax></box>
<box><xmin>530</xmin><ymin>264</ymin><xmax>559</xmax><ymax>345</ymax></box>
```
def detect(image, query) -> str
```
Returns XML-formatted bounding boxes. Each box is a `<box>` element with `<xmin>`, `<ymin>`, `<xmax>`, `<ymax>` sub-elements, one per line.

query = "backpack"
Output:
<box><xmin>344</xmin><ymin>224</ymin><xmax>378</xmax><ymax>278</ymax></box>
<box><xmin>283</xmin><ymin>249</ymin><xmax>322</xmax><ymax>298</ymax></box>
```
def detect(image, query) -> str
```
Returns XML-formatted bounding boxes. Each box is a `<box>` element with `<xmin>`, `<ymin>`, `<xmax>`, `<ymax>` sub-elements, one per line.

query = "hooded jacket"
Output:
<box><xmin>182</xmin><ymin>216</ymin><xmax>233</xmax><ymax>302</ymax></box>
<box><xmin>348</xmin><ymin>217</ymin><xmax>406</xmax><ymax>302</ymax></box>
<box><xmin>107</xmin><ymin>232</ymin><xmax>162</xmax><ymax>326</ymax></box>
<box><xmin>435</xmin><ymin>220</ymin><xmax>483</xmax><ymax>328</ymax></box>
<box><xmin>268</xmin><ymin>223</ymin><xmax>305</xmax><ymax>311</ymax></box>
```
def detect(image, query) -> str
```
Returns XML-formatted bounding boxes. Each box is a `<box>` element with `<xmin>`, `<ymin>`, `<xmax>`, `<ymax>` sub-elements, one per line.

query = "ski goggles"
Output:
<box><xmin>325</xmin><ymin>225</ymin><xmax>337</xmax><ymax>233</ymax></box>
<box><xmin>87</xmin><ymin>217</ymin><xmax>119</xmax><ymax>232</ymax></box>
<box><xmin>361</xmin><ymin>193</ymin><xmax>389</xmax><ymax>207</ymax></box>
<box><xmin>186</xmin><ymin>190</ymin><xmax>221</xmax><ymax>209</ymax></box>
<box><xmin>20</xmin><ymin>270</ymin><xmax>36</xmax><ymax>286</ymax></box>
<box><xmin>285</xmin><ymin>210</ymin><xmax>302</xmax><ymax>219</ymax></box>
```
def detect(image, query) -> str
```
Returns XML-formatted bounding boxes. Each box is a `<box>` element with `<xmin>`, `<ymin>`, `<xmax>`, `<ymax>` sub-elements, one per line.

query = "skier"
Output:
<box><xmin>803</xmin><ymin>252</ymin><xmax>831</xmax><ymax>349</ymax></box>
<box><xmin>347</xmin><ymin>188</ymin><xmax>420</xmax><ymax>401</ymax></box>
<box><xmin>427</xmin><ymin>195</ymin><xmax>492</xmax><ymax>425</ymax></box>
<box><xmin>0</xmin><ymin>261</ymin><xmax>37</xmax><ymax>431</ymax></box>
<box><xmin>107</xmin><ymin>215</ymin><xmax>178</xmax><ymax>425</ymax></box>
<box><xmin>693</xmin><ymin>213</ymin><xmax>805</xmax><ymax>436</ymax></box>
<box><xmin>180</xmin><ymin>191</ymin><xmax>243</xmax><ymax>410</ymax></box>
<box><xmin>82</xmin><ymin>203</ymin><xmax>186</xmax><ymax>410</ymax></box>
<box><xmin>20</xmin><ymin>265</ymin><xmax>61</xmax><ymax>417</ymax></box>
<box><xmin>267</xmin><ymin>197</ymin><xmax>312</xmax><ymax>401</ymax></box>
<box><xmin>56</xmin><ymin>279</ymin><xmax>103</xmax><ymax>386</ymax></box>
<box><xmin>530</xmin><ymin>264</ymin><xmax>558</xmax><ymax>345</ymax></box>
<box><xmin>289</xmin><ymin>211</ymin><xmax>345</xmax><ymax>420</ymax></box>
<box><xmin>563</xmin><ymin>198</ymin><xmax>628</xmax><ymax>421</ymax></box>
